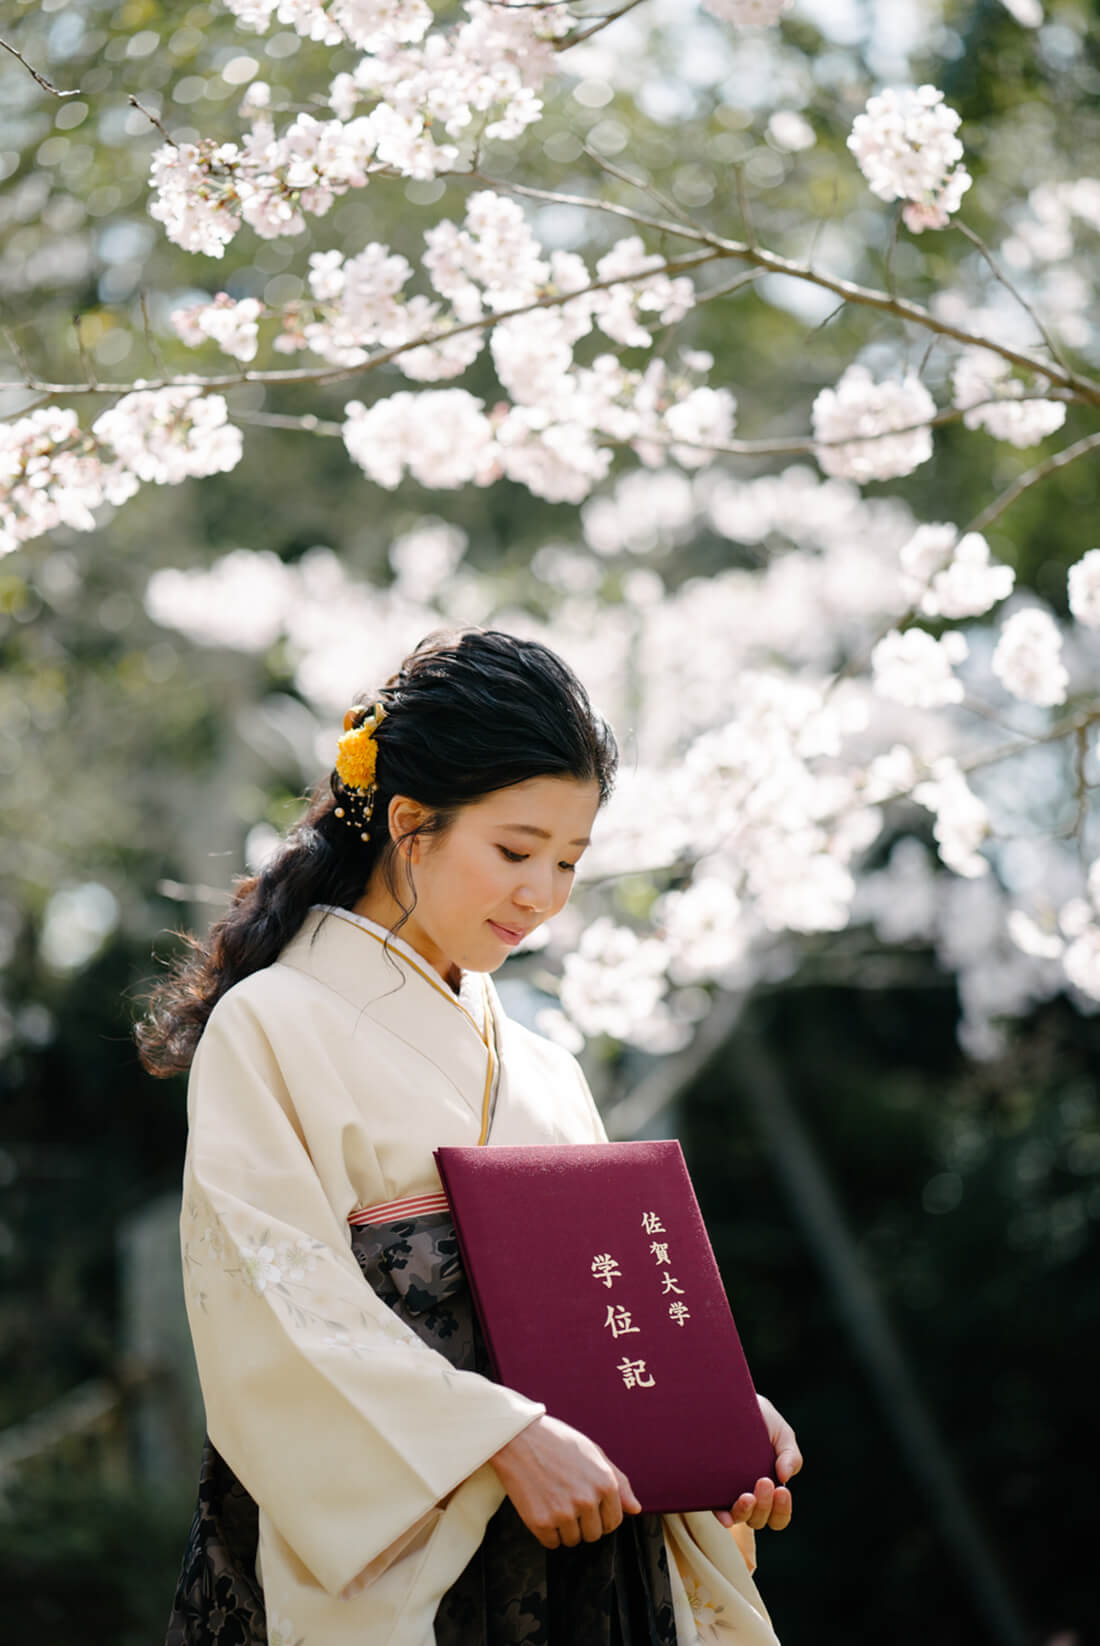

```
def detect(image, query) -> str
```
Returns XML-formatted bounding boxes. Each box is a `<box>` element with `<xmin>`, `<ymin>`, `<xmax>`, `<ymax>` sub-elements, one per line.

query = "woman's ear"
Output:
<box><xmin>388</xmin><ymin>794</ymin><xmax>426</xmax><ymax>861</ymax></box>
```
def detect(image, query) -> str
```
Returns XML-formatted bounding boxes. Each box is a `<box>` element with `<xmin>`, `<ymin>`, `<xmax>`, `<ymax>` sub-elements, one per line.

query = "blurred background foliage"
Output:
<box><xmin>1</xmin><ymin>0</ymin><xmax>1098</xmax><ymax>1641</ymax></box>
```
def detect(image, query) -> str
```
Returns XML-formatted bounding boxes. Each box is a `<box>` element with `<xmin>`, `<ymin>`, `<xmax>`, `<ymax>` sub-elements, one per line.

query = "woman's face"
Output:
<box><xmin>391</xmin><ymin>774</ymin><xmax>601</xmax><ymax>981</ymax></box>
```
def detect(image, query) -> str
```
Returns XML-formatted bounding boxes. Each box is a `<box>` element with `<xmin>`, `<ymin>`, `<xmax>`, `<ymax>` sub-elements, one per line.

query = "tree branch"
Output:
<box><xmin>463</xmin><ymin>169</ymin><xmax>1100</xmax><ymax>405</ymax></box>
<box><xmin>560</xmin><ymin>0</ymin><xmax>649</xmax><ymax>49</ymax></box>
<box><xmin>0</xmin><ymin>36</ymin><xmax>81</xmax><ymax>97</ymax></box>
<box><xmin>954</xmin><ymin>220</ymin><xmax>1068</xmax><ymax>374</ymax></box>
<box><xmin>964</xmin><ymin>429</ymin><xmax>1100</xmax><ymax>534</ymax></box>
<box><xmin>0</xmin><ymin>247</ymin><xmax>726</xmax><ymax>401</ymax></box>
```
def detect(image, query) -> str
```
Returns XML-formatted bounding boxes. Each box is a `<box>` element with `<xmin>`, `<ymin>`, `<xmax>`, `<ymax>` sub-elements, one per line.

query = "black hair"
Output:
<box><xmin>134</xmin><ymin>626</ymin><xmax>618</xmax><ymax>1076</ymax></box>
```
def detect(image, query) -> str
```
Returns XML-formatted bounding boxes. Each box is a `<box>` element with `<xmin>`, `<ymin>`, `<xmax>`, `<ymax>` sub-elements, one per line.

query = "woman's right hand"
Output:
<box><xmin>488</xmin><ymin>1413</ymin><xmax>642</xmax><ymax>1548</ymax></box>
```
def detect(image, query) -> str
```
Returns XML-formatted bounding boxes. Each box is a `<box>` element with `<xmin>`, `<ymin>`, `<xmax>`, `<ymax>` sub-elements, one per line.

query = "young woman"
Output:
<box><xmin>137</xmin><ymin>627</ymin><xmax>802</xmax><ymax>1646</ymax></box>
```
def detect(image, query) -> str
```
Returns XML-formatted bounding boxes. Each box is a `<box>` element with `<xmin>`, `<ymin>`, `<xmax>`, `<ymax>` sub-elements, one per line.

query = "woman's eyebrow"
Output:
<box><xmin>500</xmin><ymin>823</ymin><xmax>591</xmax><ymax>847</ymax></box>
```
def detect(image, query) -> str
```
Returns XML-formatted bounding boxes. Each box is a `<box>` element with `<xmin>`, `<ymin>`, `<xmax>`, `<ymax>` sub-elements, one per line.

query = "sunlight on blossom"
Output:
<box><xmin>899</xmin><ymin>525</ymin><xmax>1015</xmax><ymax>619</ymax></box>
<box><xmin>812</xmin><ymin>365</ymin><xmax>935</xmax><ymax>481</ymax></box>
<box><xmin>912</xmin><ymin>758</ymin><xmax>991</xmax><ymax>877</ymax></box>
<box><xmin>653</xmin><ymin>876</ymin><xmax>749</xmax><ymax>983</ymax></box>
<box><xmin>171</xmin><ymin>294</ymin><xmax>264</xmax><ymax>362</ymax></box>
<box><xmin>389</xmin><ymin>520</ymin><xmax>468</xmax><ymax>601</ymax></box>
<box><xmin>871</xmin><ymin>627</ymin><xmax>968</xmax><ymax>708</ymax></box>
<box><xmin>92</xmin><ymin>388</ymin><xmax>242</xmax><ymax>485</ymax></box>
<box><xmin>343</xmin><ymin>390</ymin><xmax>497</xmax><ymax>489</ymax></box>
<box><xmin>1067</xmin><ymin>550</ymin><xmax>1100</xmax><ymax>628</ymax></box>
<box><xmin>952</xmin><ymin>347</ymin><xmax>1067</xmax><ymax>447</ymax></box>
<box><xmin>145</xmin><ymin>549</ymin><xmax>293</xmax><ymax>652</ymax></box>
<box><xmin>991</xmin><ymin>607</ymin><xmax>1068</xmax><ymax>707</ymax></box>
<box><xmin>582</xmin><ymin>469</ymin><xmax>696</xmax><ymax>556</ymax></box>
<box><xmin>1007</xmin><ymin>908</ymin><xmax>1064</xmax><ymax>959</ymax></box>
<box><xmin>847</xmin><ymin>85</ymin><xmax>971</xmax><ymax>232</ymax></box>
<box><xmin>559</xmin><ymin>917</ymin><xmax>671</xmax><ymax>1040</ymax></box>
<box><xmin>0</xmin><ymin>406</ymin><xmax>137</xmax><ymax>556</ymax></box>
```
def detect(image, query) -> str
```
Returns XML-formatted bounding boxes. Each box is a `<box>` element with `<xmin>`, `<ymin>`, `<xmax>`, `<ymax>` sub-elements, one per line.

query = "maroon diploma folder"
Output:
<box><xmin>433</xmin><ymin>1138</ymin><xmax>775</xmax><ymax>1514</ymax></box>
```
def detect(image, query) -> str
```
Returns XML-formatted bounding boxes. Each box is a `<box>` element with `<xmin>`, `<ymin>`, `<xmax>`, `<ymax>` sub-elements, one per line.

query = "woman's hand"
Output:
<box><xmin>489</xmin><ymin>1413</ymin><xmax>642</xmax><ymax>1549</ymax></box>
<box><xmin>713</xmin><ymin>1392</ymin><xmax>803</xmax><ymax>1533</ymax></box>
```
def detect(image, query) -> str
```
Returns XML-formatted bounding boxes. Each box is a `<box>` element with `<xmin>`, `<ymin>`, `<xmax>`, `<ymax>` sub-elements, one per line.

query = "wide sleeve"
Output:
<box><xmin>179</xmin><ymin>990</ymin><xmax>546</xmax><ymax>1599</ymax></box>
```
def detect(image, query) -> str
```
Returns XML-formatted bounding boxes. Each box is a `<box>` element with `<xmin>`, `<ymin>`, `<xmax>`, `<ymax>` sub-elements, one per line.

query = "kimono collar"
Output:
<box><xmin>277</xmin><ymin>905</ymin><xmax>501</xmax><ymax>1141</ymax></box>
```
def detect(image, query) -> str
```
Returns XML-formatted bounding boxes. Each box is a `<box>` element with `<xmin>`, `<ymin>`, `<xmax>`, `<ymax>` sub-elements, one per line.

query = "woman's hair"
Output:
<box><xmin>133</xmin><ymin>626</ymin><xmax>618</xmax><ymax>1078</ymax></box>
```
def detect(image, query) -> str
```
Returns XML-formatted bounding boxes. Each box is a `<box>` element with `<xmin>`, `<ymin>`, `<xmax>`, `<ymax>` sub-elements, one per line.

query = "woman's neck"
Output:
<box><xmin>349</xmin><ymin>889</ymin><xmax>462</xmax><ymax>994</ymax></box>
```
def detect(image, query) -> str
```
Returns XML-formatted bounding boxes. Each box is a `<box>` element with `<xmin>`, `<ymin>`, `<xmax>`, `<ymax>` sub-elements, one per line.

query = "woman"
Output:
<box><xmin>136</xmin><ymin>627</ymin><xmax>802</xmax><ymax>1646</ymax></box>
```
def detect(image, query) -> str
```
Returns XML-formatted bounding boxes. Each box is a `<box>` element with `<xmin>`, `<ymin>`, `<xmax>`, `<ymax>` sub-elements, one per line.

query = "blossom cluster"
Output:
<box><xmin>0</xmin><ymin>391</ymin><xmax>241</xmax><ymax>555</ymax></box>
<box><xmin>811</xmin><ymin>365</ymin><xmax>936</xmax><ymax>482</ymax></box>
<box><xmin>140</xmin><ymin>453</ymin><xmax>1100</xmax><ymax>1052</ymax></box>
<box><xmin>148</xmin><ymin>2</ymin><xmax>569</xmax><ymax>255</ymax></box>
<box><xmin>898</xmin><ymin>524</ymin><xmax>1015</xmax><ymax>619</ymax></box>
<box><xmin>952</xmin><ymin>347</ymin><xmax>1067</xmax><ymax>448</ymax></box>
<box><xmin>991</xmin><ymin>606</ymin><xmax>1068</xmax><ymax>707</ymax></box>
<box><xmin>847</xmin><ymin>84</ymin><xmax>972</xmax><ymax>232</ymax></box>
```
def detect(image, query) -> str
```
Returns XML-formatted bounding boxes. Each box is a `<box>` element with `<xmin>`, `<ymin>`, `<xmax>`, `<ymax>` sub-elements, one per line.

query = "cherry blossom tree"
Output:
<box><xmin>3</xmin><ymin>0</ymin><xmax>1100</xmax><ymax>1063</ymax></box>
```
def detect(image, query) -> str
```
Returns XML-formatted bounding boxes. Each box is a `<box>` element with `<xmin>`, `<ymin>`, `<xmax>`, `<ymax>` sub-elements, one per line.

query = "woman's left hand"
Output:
<box><xmin>712</xmin><ymin>1392</ymin><xmax>803</xmax><ymax>1532</ymax></box>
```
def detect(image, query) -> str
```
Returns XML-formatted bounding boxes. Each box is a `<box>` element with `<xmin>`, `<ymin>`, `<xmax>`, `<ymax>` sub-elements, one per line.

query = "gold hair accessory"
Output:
<box><xmin>334</xmin><ymin>701</ymin><xmax>387</xmax><ymax>842</ymax></box>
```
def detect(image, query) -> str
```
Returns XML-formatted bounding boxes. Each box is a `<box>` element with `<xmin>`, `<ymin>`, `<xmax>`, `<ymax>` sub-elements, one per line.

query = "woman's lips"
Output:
<box><xmin>488</xmin><ymin>920</ymin><xmax>526</xmax><ymax>945</ymax></box>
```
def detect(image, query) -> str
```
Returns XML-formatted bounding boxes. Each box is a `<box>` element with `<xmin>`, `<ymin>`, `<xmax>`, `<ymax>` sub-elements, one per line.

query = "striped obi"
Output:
<box><xmin>347</xmin><ymin>1190</ymin><xmax>451</xmax><ymax>1227</ymax></box>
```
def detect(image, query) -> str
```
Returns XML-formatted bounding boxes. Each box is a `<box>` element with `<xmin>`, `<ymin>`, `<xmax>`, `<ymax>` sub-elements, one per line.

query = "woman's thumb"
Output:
<box><xmin>615</xmin><ymin>1467</ymin><xmax>643</xmax><ymax>1514</ymax></box>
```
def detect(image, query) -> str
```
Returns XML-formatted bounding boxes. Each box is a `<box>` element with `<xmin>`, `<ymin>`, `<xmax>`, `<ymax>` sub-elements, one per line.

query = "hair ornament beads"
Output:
<box><xmin>333</xmin><ymin>701</ymin><xmax>387</xmax><ymax>841</ymax></box>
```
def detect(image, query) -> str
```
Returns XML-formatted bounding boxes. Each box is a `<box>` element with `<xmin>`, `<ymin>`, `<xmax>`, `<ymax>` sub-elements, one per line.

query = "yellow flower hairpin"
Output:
<box><xmin>335</xmin><ymin>702</ymin><xmax>386</xmax><ymax>791</ymax></box>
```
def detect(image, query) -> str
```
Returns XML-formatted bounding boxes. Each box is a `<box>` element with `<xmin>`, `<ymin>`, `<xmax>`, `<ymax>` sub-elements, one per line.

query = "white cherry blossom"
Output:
<box><xmin>871</xmin><ymin>627</ymin><xmax>968</xmax><ymax>708</ymax></box>
<box><xmin>847</xmin><ymin>85</ymin><xmax>971</xmax><ymax>231</ymax></box>
<box><xmin>991</xmin><ymin>607</ymin><xmax>1068</xmax><ymax>707</ymax></box>
<box><xmin>952</xmin><ymin>347</ymin><xmax>1067</xmax><ymax>446</ymax></box>
<box><xmin>1067</xmin><ymin>550</ymin><xmax>1100</xmax><ymax>628</ymax></box>
<box><xmin>812</xmin><ymin>365</ymin><xmax>936</xmax><ymax>481</ymax></box>
<box><xmin>1063</xmin><ymin>926</ymin><xmax>1100</xmax><ymax>1000</ymax></box>
<box><xmin>0</xmin><ymin>406</ymin><xmax>138</xmax><ymax>555</ymax></box>
<box><xmin>900</xmin><ymin>525</ymin><xmax>1015</xmax><ymax>619</ymax></box>
<box><xmin>91</xmin><ymin>388</ymin><xmax>243</xmax><ymax>486</ymax></box>
<box><xmin>171</xmin><ymin>294</ymin><xmax>264</xmax><ymax>362</ymax></box>
<box><xmin>559</xmin><ymin>917</ymin><xmax>670</xmax><ymax>1041</ymax></box>
<box><xmin>342</xmin><ymin>389</ymin><xmax>497</xmax><ymax>489</ymax></box>
<box><xmin>912</xmin><ymin>758</ymin><xmax>990</xmax><ymax>878</ymax></box>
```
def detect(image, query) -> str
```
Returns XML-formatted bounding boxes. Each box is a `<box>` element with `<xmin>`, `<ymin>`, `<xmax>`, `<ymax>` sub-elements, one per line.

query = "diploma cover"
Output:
<box><xmin>433</xmin><ymin>1138</ymin><xmax>775</xmax><ymax>1513</ymax></box>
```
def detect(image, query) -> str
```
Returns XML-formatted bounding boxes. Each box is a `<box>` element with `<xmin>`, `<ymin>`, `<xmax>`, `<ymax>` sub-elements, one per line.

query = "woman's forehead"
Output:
<box><xmin>470</xmin><ymin>775</ymin><xmax>600</xmax><ymax>833</ymax></box>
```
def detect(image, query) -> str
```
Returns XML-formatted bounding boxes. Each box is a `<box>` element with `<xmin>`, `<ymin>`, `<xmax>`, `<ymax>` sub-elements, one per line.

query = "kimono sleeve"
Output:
<box><xmin>179</xmin><ymin>991</ymin><xmax>546</xmax><ymax>1599</ymax></box>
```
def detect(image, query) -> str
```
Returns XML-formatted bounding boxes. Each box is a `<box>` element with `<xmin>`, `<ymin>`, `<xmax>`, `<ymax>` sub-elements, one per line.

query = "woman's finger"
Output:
<box><xmin>756</xmin><ymin>1393</ymin><xmax>804</xmax><ymax>1484</ymax></box>
<box><xmin>746</xmin><ymin>1477</ymin><xmax>775</xmax><ymax>1531</ymax></box>
<box><xmin>766</xmin><ymin>1485</ymin><xmax>793</xmax><ymax>1531</ymax></box>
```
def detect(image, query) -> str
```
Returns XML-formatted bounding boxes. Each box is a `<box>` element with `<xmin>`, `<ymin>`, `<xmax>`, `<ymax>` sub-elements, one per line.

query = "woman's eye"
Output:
<box><xmin>497</xmin><ymin>845</ymin><xmax>577</xmax><ymax>873</ymax></box>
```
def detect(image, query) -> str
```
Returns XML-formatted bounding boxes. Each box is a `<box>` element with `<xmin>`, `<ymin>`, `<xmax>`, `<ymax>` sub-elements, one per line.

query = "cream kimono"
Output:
<box><xmin>178</xmin><ymin>903</ymin><xmax>780</xmax><ymax>1646</ymax></box>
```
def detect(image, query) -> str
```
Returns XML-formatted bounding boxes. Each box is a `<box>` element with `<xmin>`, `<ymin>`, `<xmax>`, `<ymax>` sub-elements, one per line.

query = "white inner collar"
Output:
<box><xmin>309</xmin><ymin>903</ymin><xmax>486</xmax><ymax>1032</ymax></box>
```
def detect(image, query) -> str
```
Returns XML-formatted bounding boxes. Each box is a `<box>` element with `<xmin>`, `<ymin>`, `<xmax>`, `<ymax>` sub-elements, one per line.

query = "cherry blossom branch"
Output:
<box><xmin>232</xmin><ymin>409</ymin><xmax>345</xmax><ymax>436</ymax></box>
<box><xmin>954</xmin><ymin>221</ymin><xmax>1068</xmax><ymax>375</ymax></box>
<box><xmin>128</xmin><ymin>94</ymin><xmax>178</xmax><ymax>149</ymax></box>
<box><xmin>211</xmin><ymin>397</ymin><xmax>1009</xmax><ymax>461</ymax></box>
<box><xmin>0</xmin><ymin>36</ymin><xmax>81</xmax><ymax>97</ymax></box>
<box><xmin>955</xmin><ymin>705</ymin><xmax>1100</xmax><ymax>783</ymax></box>
<box><xmin>0</xmin><ymin>247</ymin><xmax>725</xmax><ymax>399</ymax></box>
<box><xmin>964</xmin><ymin>429</ymin><xmax>1100</xmax><ymax>534</ymax></box>
<box><xmin>818</xmin><ymin>427</ymin><xmax>1100</xmax><ymax>699</ymax></box>
<box><xmin>1065</xmin><ymin>723</ymin><xmax>1091</xmax><ymax>867</ymax></box>
<box><xmin>559</xmin><ymin>0</ymin><xmax>649</xmax><ymax>49</ymax></box>
<box><xmin>464</xmin><ymin>170</ymin><xmax>1100</xmax><ymax>406</ymax></box>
